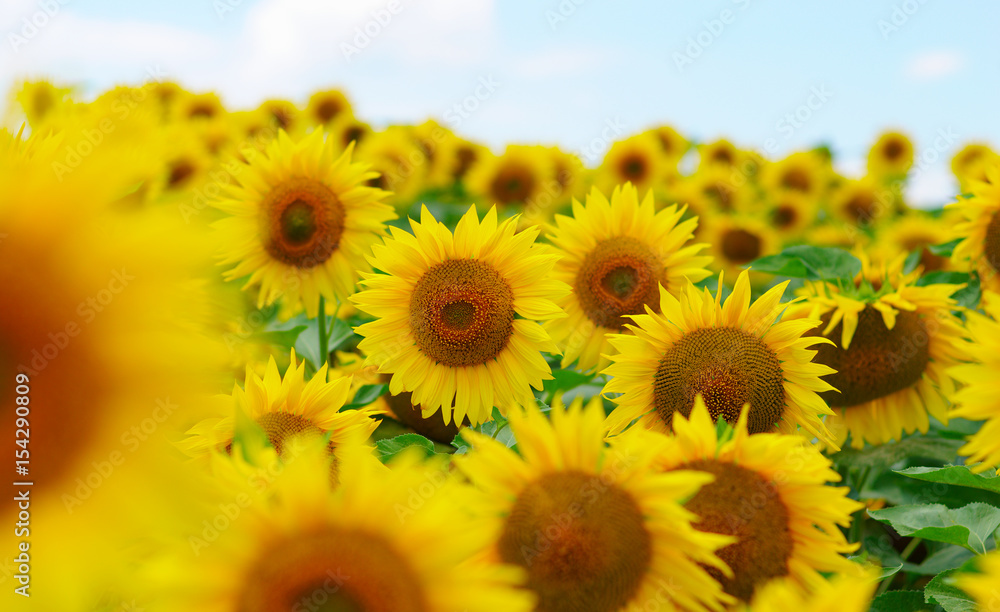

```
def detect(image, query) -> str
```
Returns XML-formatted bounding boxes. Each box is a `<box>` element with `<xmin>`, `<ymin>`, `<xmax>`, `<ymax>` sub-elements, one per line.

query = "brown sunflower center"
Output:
<box><xmin>844</xmin><ymin>192</ymin><xmax>875</xmax><ymax>224</ymax></box>
<box><xmin>453</xmin><ymin>146</ymin><xmax>477</xmax><ymax>179</ymax></box>
<box><xmin>574</xmin><ymin>237</ymin><xmax>663</xmax><ymax>329</ymax></box>
<box><xmin>703</xmin><ymin>182</ymin><xmax>734</xmax><ymax>210</ymax></box>
<box><xmin>984</xmin><ymin>210</ymin><xmax>1000</xmax><ymax>274</ymax></box>
<box><xmin>498</xmin><ymin>471</ymin><xmax>652</xmax><ymax>612</ymax></box>
<box><xmin>781</xmin><ymin>168</ymin><xmax>810</xmax><ymax>192</ymax></box>
<box><xmin>619</xmin><ymin>154</ymin><xmax>648</xmax><ymax>183</ymax></box>
<box><xmin>884</xmin><ymin>139</ymin><xmax>904</xmax><ymax>161</ymax></box>
<box><xmin>772</xmin><ymin>205</ymin><xmax>797</xmax><ymax>229</ymax></box>
<box><xmin>901</xmin><ymin>237</ymin><xmax>947</xmax><ymax>273</ymax></box>
<box><xmin>490</xmin><ymin>162</ymin><xmax>536</xmax><ymax>205</ymax></box>
<box><xmin>711</xmin><ymin>147</ymin><xmax>734</xmax><ymax>166</ymax></box>
<box><xmin>653</xmin><ymin>327</ymin><xmax>785</xmax><ymax>432</ymax></box>
<box><xmin>409</xmin><ymin>259</ymin><xmax>515</xmax><ymax>367</ymax></box>
<box><xmin>721</xmin><ymin>228</ymin><xmax>762</xmax><ymax>264</ymax></box>
<box><xmin>315</xmin><ymin>99</ymin><xmax>342</xmax><ymax>123</ymax></box>
<box><xmin>680</xmin><ymin>460</ymin><xmax>793</xmax><ymax>602</ymax></box>
<box><xmin>264</xmin><ymin>177</ymin><xmax>346</xmax><ymax>269</ymax></box>
<box><xmin>384</xmin><ymin>389</ymin><xmax>465</xmax><ymax>444</ymax></box>
<box><xmin>814</xmin><ymin>306</ymin><xmax>929</xmax><ymax>407</ymax></box>
<box><xmin>255</xmin><ymin>412</ymin><xmax>323</xmax><ymax>456</ymax></box>
<box><xmin>167</xmin><ymin>159</ymin><xmax>196</xmax><ymax>188</ymax></box>
<box><xmin>343</xmin><ymin>126</ymin><xmax>366</xmax><ymax>147</ymax></box>
<box><xmin>238</xmin><ymin>528</ymin><xmax>428</xmax><ymax>612</ymax></box>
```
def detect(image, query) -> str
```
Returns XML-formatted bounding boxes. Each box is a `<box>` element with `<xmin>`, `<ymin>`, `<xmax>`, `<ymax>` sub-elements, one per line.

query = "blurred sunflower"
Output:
<box><xmin>304</xmin><ymin>88</ymin><xmax>352</xmax><ymax>127</ymax></box>
<box><xmin>256</xmin><ymin>98</ymin><xmax>300</xmax><ymax>134</ymax></box>
<box><xmin>692</xmin><ymin>165</ymin><xmax>752</xmax><ymax>213</ymax></box>
<box><xmin>545</xmin><ymin>183</ymin><xmax>711</xmax><ymax>372</ymax></box>
<box><xmin>745</xmin><ymin>567</ymin><xmax>878</xmax><ymax>612</ymax></box>
<box><xmin>455</xmin><ymin>396</ymin><xmax>735</xmax><ymax>612</ymax></box>
<box><xmin>698</xmin><ymin>138</ymin><xmax>741</xmax><ymax>170</ymax></box>
<box><xmin>12</xmin><ymin>79</ymin><xmax>73</xmax><ymax>127</ymax></box>
<box><xmin>948</xmin><ymin>291</ymin><xmax>1000</xmax><ymax>472</ymax></box>
<box><xmin>330</xmin><ymin>113</ymin><xmax>373</xmax><ymax>150</ymax></box>
<box><xmin>595</xmin><ymin>132</ymin><xmax>666</xmax><ymax>196</ymax></box>
<box><xmin>654</xmin><ymin>399</ymin><xmax>861</xmax><ymax>602</ymax></box>
<box><xmin>704</xmin><ymin>215</ymin><xmax>781</xmax><ymax>280</ymax></box>
<box><xmin>447</xmin><ymin>137</ymin><xmax>489</xmax><ymax>185</ymax></box>
<box><xmin>352</xmin><ymin>205</ymin><xmax>567</xmax><ymax>426</ymax></box>
<box><xmin>949</xmin><ymin>161</ymin><xmax>1000</xmax><ymax>292</ymax></box>
<box><xmin>762</xmin><ymin>151</ymin><xmax>830</xmax><ymax>201</ymax></box>
<box><xmin>867</xmin><ymin>131</ymin><xmax>914</xmax><ymax>179</ymax></box>
<box><xmin>767</xmin><ymin>192</ymin><xmax>819</xmax><ymax>241</ymax></box>
<box><xmin>828</xmin><ymin>177</ymin><xmax>892</xmax><ymax>229</ymax></box>
<box><xmin>355</xmin><ymin>126</ymin><xmax>429</xmax><ymax>207</ymax></box>
<box><xmin>789</xmin><ymin>254</ymin><xmax>966</xmax><ymax>448</ymax></box>
<box><xmin>180</xmin><ymin>351</ymin><xmax>379</xmax><ymax>481</ymax></box>
<box><xmin>151</xmin><ymin>441</ymin><xmax>532</xmax><ymax>612</ymax></box>
<box><xmin>873</xmin><ymin>212</ymin><xmax>956</xmax><ymax>273</ymax></box>
<box><xmin>951</xmin><ymin>143</ymin><xmax>998</xmax><ymax>188</ymax></box>
<box><xmin>212</xmin><ymin>129</ymin><xmax>395</xmax><ymax>318</ymax></box>
<box><xmin>603</xmin><ymin>270</ymin><xmax>838</xmax><ymax>446</ymax></box>
<box><xmin>955</xmin><ymin>551</ymin><xmax>1000</xmax><ymax>610</ymax></box>
<box><xmin>465</xmin><ymin>144</ymin><xmax>555</xmax><ymax>208</ymax></box>
<box><xmin>649</xmin><ymin>124</ymin><xmax>690</xmax><ymax>168</ymax></box>
<box><xmin>173</xmin><ymin>90</ymin><xmax>226</xmax><ymax>121</ymax></box>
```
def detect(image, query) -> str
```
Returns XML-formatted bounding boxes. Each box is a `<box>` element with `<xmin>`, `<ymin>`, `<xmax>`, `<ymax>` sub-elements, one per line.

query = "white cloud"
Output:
<box><xmin>905</xmin><ymin>50</ymin><xmax>964</xmax><ymax>81</ymax></box>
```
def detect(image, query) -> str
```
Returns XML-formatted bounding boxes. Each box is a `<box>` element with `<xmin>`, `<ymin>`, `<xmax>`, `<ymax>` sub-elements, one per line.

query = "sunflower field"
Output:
<box><xmin>3</xmin><ymin>79</ymin><xmax>1000</xmax><ymax>612</ymax></box>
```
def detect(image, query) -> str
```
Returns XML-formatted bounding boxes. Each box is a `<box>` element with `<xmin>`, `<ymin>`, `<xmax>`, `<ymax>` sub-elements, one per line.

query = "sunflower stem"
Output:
<box><xmin>318</xmin><ymin>295</ymin><xmax>329</xmax><ymax>381</ymax></box>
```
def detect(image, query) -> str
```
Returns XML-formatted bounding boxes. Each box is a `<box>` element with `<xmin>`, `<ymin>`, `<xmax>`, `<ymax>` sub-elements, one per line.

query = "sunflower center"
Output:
<box><xmin>884</xmin><ymin>139</ymin><xmax>904</xmax><ymax>161</ymax></box>
<box><xmin>772</xmin><ymin>205</ymin><xmax>797</xmax><ymax>229</ymax></box>
<box><xmin>315</xmin><ymin>99</ymin><xmax>342</xmax><ymax>123</ymax></box>
<box><xmin>454</xmin><ymin>147</ymin><xmax>477</xmax><ymax>179</ymax></box>
<box><xmin>490</xmin><ymin>162</ymin><xmax>535</xmax><ymax>204</ymax></box>
<box><xmin>620</xmin><ymin>154</ymin><xmax>648</xmax><ymax>182</ymax></box>
<box><xmin>653</xmin><ymin>327</ymin><xmax>785</xmax><ymax>432</ymax></box>
<box><xmin>680</xmin><ymin>460</ymin><xmax>793</xmax><ymax>602</ymax></box>
<box><xmin>168</xmin><ymin>159</ymin><xmax>195</xmax><ymax>188</ymax></box>
<box><xmin>845</xmin><ymin>193</ymin><xmax>875</xmax><ymax>224</ymax></box>
<box><xmin>901</xmin><ymin>238</ymin><xmax>947</xmax><ymax>273</ymax></box>
<box><xmin>781</xmin><ymin>168</ymin><xmax>811</xmax><ymax>192</ymax></box>
<box><xmin>814</xmin><ymin>306</ymin><xmax>929</xmax><ymax>407</ymax></box>
<box><xmin>409</xmin><ymin>259</ymin><xmax>515</xmax><ymax>367</ymax></box>
<box><xmin>498</xmin><ymin>471</ymin><xmax>652</xmax><ymax>612</ymax></box>
<box><xmin>721</xmin><ymin>228</ymin><xmax>762</xmax><ymax>264</ymax></box>
<box><xmin>238</xmin><ymin>528</ymin><xmax>428</xmax><ymax>612</ymax></box>
<box><xmin>264</xmin><ymin>177</ymin><xmax>346</xmax><ymax>269</ymax></box>
<box><xmin>711</xmin><ymin>148</ymin><xmax>734</xmax><ymax>165</ymax></box>
<box><xmin>575</xmin><ymin>237</ymin><xmax>663</xmax><ymax>329</ymax></box>
<box><xmin>984</xmin><ymin>210</ymin><xmax>1000</xmax><ymax>274</ymax></box>
<box><xmin>255</xmin><ymin>412</ymin><xmax>323</xmax><ymax>456</ymax></box>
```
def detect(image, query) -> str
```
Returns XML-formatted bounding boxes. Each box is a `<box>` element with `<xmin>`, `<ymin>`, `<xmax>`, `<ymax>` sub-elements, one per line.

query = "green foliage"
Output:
<box><xmin>869</xmin><ymin>590</ymin><xmax>929</xmax><ymax>612</ymax></box>
<box><xmin>831</xmin><ymin>437</ymin><xmax>964</xmax><ymax>471</ymax></box>
<box><xmin>897</xmin><ymin>465</ymin><xmax>1000</xmax><ymax>495</ymax></box>
<box><xmin>375</xmin><ymin>433</ymin><xmax>437</xmax><ymax>463</ymax></box>
<box><xmin>868</xmin><ymin>503</ymin><xmax>1000</xmax><ymax>554</ymax></box>
<box><xmin>268</xmin><ymin>312</ymin><xmax>357</xmax><ymax>369</ymax></box>
<box><xmin>343</xmin><ymin>383</ymin><xmax>388</xmax><ymax>410</ymax></box>
<box><xmin>916</xmin><ymin>271</ymin><xmax>981</xmax><ymax>310</ymax></box>
<box><xmin>924</xmin><ymin>560</ymin><xmax>980</xmax><ymax>612</ymax></box>
<box><xmin>749</xmin><ymin>245</ymin><xmax>862</xmax><ymax>282</ymax></box>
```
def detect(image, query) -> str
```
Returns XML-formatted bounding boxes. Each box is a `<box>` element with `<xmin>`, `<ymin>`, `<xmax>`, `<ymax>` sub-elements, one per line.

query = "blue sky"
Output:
<box><xmin>2</xmin><ymin>0</ymin><xmax>997</xmax><ymax>205</ymax></box>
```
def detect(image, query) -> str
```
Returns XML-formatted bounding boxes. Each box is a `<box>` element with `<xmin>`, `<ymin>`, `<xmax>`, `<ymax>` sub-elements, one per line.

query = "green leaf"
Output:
<box><xmin>451</xmin><ymin>431</ymin><xmax>471</xmax><ymax>455</ymax></box>
<box><xmin>375</xmin><ymin>433</ymin><xmax>436</xmax><ymax>463</ymax></box>
<box><xmin>927</xmin><ymin>238</ymin><xmax>962</xmax><ymax>257</ymax></box>
<box><xmin>479</xmin><ymin>407</ymin><xmax>517</xmax><ymax>449</ymax></box>
<box><xmin>831</xmin><ymin>436</ymin><xmax>964</xmax><ymax>471</ymax></box>
<box><xmin>924</xmin><ymin>559</ymin><xmax>981</xmax><ymax>612</ymax></box>
<box><xmin>543</xmin><ymin>369</ymin><xmax>596</xmax><ymax>396</ymax></box>
<box><xmin>879</xmin><ymin>562</ymin><xmax>904</xmax><ymax>580</ymax></box>
<box><xmin>267</xmin><ymin>314</ymin><xmax>357</xmax><ymax>369</ymax></box>
<box><xmin>342</xmin><ymin>384</ymin><xmax>388</xmax><ymax>410</ymax></box>
<box><xmin>251</xmin><ymin>325</ymin><xmax>308</xmax><ymax>349</ymax></box>
<box><xmin>232</xmin><ymin>404</ymin><xmax>270</xmax><ymax>462</ymax></box>
<box><xmin>897</xmin><ymin>465</ymin><xmax>1000</xmax><ymax>495</ymax></box>
<box><xmin>869</xmin><ymin>590</ymin><xmax>930</xmax><ymax>612</ymax></box>
<box><xmin>748</xmin><ymin>245</ymin><xmax>861</xmax><ymax>281</ymax></box>
<box><xmin>867</xmin><ymin>502</ymin><xmax>1000</xmax><ymax>553</ymax></box>
<box><xmin>903</xmin><ymin>249</ymin><xmax>924</xmax><ymax>275</ymax></box>
<box><xmin>905</xmin><ymin>545</ymin><xmax>976</xmax><ymax>576</ymax></box>
<box><xmin>328</xmin><ymin>317</ymin><xmax>356</xmax><ymax>352</ymax></box>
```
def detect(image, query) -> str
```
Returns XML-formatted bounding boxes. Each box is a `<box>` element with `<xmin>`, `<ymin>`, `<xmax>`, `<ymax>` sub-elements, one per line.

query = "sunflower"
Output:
<box><xmin>211</xmin><ymin>129</ymin><xmax>395</xmax><ymax>318</ymax></box>
<box><xmin>867</xmin><ymin>131</ymin><xmax>914</xmax><ymax>179</ymax></box>
<box><xmin>648</xmin><ymin>125</ymin><xmax>690</xmax><ymax>168</ymax></box>
<box><xmin>179</xmin><ymin>350</ymin><xmax>380</xmax><ymax>474</ymax></box>
<box><xmin>955</xmin><ymin>550</ymin><xmax>1000</xmax><ymax>610</ymax></box>
<box><xmin>745</xmin><ymin>567</ymin><xmax>878</xmax><ymax>612</ymax></box>
<box><xmin>256</xmin><ymin>98</ymin><xmax>300</xmax><ymax>134</ymax></box>
<box><xmin>150</xmin><ymin>438</ymin><xmax>533</xmax><ymax>612</ymax></box>
<box><xmin>330</xmin><ymin>113</ymin><xmax>374</xmax><ymax>150</ymax></box>
<box><xmin>544</xmin><ymin>183</ymin><xmax>711</xmax><ymax>372</ymax></box>
<box><xmin>447</xmin><ymin>137</ymin><xmax>489</xmax><ymax>184</ymax></box>
<box><xmin>787</xmin><ymin>255</ymin><xmax>966</xmax><ymax>448</ymax></box>
<box><xmin>704</xmin><ymin>216</ymin><xmax>781</xmax><ymax>281</ymax></box>
<box><xmin>595</xmin><ymin>132</ymin><xmax>666</xmax><ymax>196</ymax></box>
<box><xmin>173</xmin><ymin>90</ymin><xmax>227</xmax><ymax>121</ymax></box>
<box><xmin>692</xmin><ymin>165</ymin><xmax>753</xmax><ymax>214</ymax></box>
<box><xmin>952</xmin><ymin>143</ymin><xmax>998</xmax><ymax>188</ymax></box>
<box><xmin>454</xmin><ymin>396</ymin><xmax>735</xmax><ymax>612</ymax></box>
<box><xmin>305</xmin><ymin>88</ymin><xmax>352</xmax><ymax>127</ymax></box>
<box><xmin>547</xmin><ymin>145</ymin><xmax>587</xmax><ymax>205</ymax></box>
<box><xmin>352</xmin><ymin>205</ymin><xmax>567</xmax><ymax>426</ymax></box>
<box><xmin>948</xmin><ymin>290</ymin><xmax>1000</xmax><ymax>472</ymax></box>
<box><xmin>603</xmin><ymin>269</ymin><xmax>838</xmax><ymax>447</ymax></box>
<box><xmin>355</xmin><ymin>126</ymin><xmax>430</xmax><ymax>208</ymax></box>
<box><xmin>767</xmin><ymin>192</ymin><xmax>819</xmax><ymax>240</ymax></box>
<box><xmin>653</xmin><ymin>399</ymin><xmax>861</xmax><ymax>602</ymax></box>
<box><xmin>873</xmin><ymin>211</ymin><xmax>957</xmax><ymax>273</ymax></box>
<box><xmin>949</xmin><ymin>161</ymin><xmax>1000</xmax><ymax>293</ymax></box>
<box><xmin>761</xmin><ymin>151</ymin><xmax>830</xmax><ymax>202</ymax></box>
<box><xmin>698</xmin><ymin>138</ymin><xmax>741</xmax><ymax>170</ymax></box>
<box><xmin>11</xmin><ymin>79</ymin><xmax>73</xmax><ymax>127</ymax></box>
<box><xmin>828</xmin><ymin>177</ymin><xmax>894</xmax><ymax>229</ymax></box>
<box><xmin>465</xmin><ymin>145</ymin><xmax>555</xmax><ymax>209</ymax></box>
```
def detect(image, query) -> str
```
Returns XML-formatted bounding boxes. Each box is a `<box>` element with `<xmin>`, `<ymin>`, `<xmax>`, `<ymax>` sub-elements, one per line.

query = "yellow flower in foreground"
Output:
<box><xmin>746</xmin><ymin>567</ymin><xmax>878</xmax><ymax>612</ymax></box>
<box><xmin>455</xmin><ymin>396</ymin><xmax>735</xmax><ymax>612</ymax></box>
<box><xmin>352</xmin><ymin>205</ymin><xmax>567</xmax><ymax>426</ymax></box>
<box><xmin>955</xmin><ymin>551</ymin><xmax>1000</xmax><ymax>611</ymax></box>
<box><xmin>604</xmin><ymin>270</ymin><xmax>838</xmax><ymax>447</ymax></box>
<box><xmin>949</xmin><ymin>161</ymin><xmax>1000</xmax><ymax>293</ymax></box>
<box><xmin>654</xmin><ymin>398</ymin><xmax>861</xmax><ymax>603</ymax></box>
